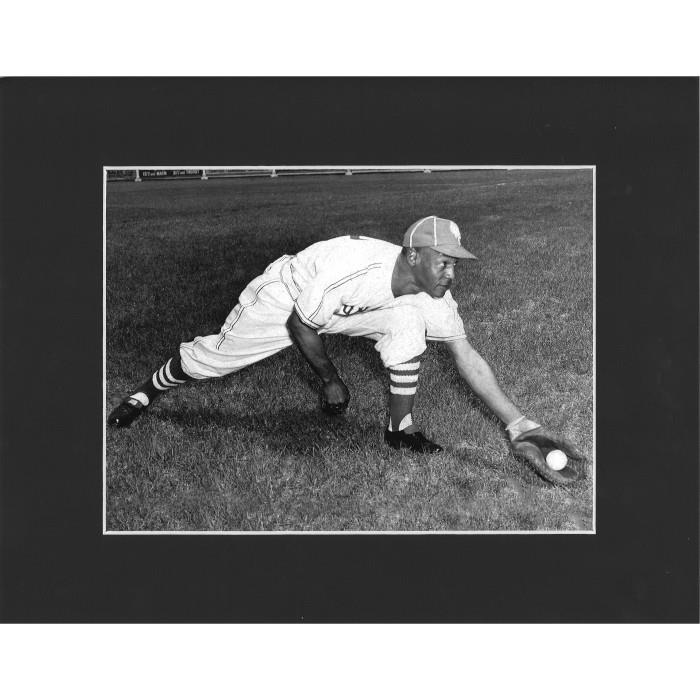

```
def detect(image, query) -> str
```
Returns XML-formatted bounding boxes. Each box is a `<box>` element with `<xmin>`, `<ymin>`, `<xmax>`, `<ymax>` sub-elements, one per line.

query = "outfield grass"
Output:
<box><xmin>105</xmin><ymin>169</ymin><xmax>594</xmax><ymax>532</ymax></box>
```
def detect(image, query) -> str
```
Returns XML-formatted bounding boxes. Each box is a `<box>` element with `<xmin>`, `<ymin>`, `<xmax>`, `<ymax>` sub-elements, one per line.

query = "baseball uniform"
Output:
<box><xmin>179</xmin><ymin>235</ymin><xmax>466</xmax><ymax>379</ymax></box>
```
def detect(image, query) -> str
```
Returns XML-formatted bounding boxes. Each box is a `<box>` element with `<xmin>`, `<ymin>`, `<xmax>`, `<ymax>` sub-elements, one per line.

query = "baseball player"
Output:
<box><xmin>108</xmin><ymin>216</ymin><xmax>584</xmax><ymax>483</ymax></box>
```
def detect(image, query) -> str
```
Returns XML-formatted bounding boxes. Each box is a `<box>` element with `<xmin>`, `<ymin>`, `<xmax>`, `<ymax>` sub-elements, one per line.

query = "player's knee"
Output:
<box><xmin>178</xmin><ymin>336</ymin><xmax>229</xmax><ymax>379</ymax></box>
<box><xmin>375</xmin><ymin>307</ymin><xmax>427</xmax><ymax>368</ymax></box>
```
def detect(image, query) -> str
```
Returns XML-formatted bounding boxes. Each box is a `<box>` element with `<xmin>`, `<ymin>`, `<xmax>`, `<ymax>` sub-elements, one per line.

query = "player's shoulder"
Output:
<box><xmin>310</xmin><ymin>235</ymin><xmax>399</xmax><ymax>267</ymax></box>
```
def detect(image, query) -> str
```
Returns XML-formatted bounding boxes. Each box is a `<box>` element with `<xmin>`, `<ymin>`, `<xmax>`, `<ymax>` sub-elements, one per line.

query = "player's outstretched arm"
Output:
<box><xmin>445</xmin><ymin>337</ymin><xmax>522</xmax><ymax>425</ymax></box>
<box><xmin>286</xmin><ymin>310</ymin><xmax>350</xmax><ymax>414</ymax></box>
<box><xmin>446</xmin><ymin>337</ymin><xmax>584</xmax><ymax>484</ymax></box>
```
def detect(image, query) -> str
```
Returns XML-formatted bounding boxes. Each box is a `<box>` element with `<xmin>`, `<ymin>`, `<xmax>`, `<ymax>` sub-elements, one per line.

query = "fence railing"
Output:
<box><xmin>106</xmin><ymin>167</ymin><xmax>436</xmax><ymax>182</ymax></box>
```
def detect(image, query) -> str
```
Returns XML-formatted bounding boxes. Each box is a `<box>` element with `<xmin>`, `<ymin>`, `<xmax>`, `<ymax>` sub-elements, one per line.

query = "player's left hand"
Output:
<box><xmin>510</xmin><ymin>427</ymin><xmax>585</xmax><ymax>486</ymax></box>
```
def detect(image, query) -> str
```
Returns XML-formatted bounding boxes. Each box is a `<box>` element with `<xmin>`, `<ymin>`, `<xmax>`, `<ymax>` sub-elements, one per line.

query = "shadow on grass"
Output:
<box><xmin>153</xmin><ymin>405</ymin><xmax>380</xmax><ymax>456</ymax></box>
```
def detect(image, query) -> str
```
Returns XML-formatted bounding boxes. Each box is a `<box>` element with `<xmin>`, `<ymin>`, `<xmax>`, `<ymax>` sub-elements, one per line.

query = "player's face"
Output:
<box><xmin>414</xmin><ymin>249</ymin><xmax>459</xmax><ymax>298</ymax></box>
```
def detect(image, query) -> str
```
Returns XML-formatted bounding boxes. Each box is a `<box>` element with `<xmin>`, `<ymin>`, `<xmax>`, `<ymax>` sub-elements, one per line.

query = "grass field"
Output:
<box><xmin>105</xmin><ymin>169</ymin><xmax>594</xmax><ymax>532</ymax></box>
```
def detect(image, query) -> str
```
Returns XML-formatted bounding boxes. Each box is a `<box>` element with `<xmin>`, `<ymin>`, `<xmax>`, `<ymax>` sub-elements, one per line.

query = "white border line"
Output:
<box><xmin>103</xmin><ymin>532</ymin><xmax>591</xmax><ymax>536</ymax></box>
<box><xmin>103</xmin><ymin>165</ymin><xmax>596</xmax><ymax>535</ymax></box>
<box><xmin>106</xmin><ymin>164</ymin><xmax>595</xmax><ymax>171</ymax></box>
<box><xmin>103</xmin><ymin>167</ymin><xmax>108</xmax><ymax>535</ymax></box>
<box><xmin>592</xmin><ymin>166</ymin><xmax>597</xmax><ymax>534</ymax></box>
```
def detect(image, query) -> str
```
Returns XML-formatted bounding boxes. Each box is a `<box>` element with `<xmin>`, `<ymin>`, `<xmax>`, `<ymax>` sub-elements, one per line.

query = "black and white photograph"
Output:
<box><xmin>1</xmin><ymin>75</ymin><xmax>697</xmax><ymax>637</ymax></box>
<box><xmin>1</xmin><ymin>1</ymin><xmax>700</xmax><ymax>694</ymax></box>
<box><xmin>104</xmin><ymin>165</ymin><xmax>594</xmax><ymax>533</ymax></box>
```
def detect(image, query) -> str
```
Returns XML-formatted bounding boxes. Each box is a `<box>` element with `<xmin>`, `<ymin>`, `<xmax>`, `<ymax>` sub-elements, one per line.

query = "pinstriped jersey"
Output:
<box><xmin>277</xmin><ymin>236</ymin><xmax>466</xmax><ymax>342</ymax></box>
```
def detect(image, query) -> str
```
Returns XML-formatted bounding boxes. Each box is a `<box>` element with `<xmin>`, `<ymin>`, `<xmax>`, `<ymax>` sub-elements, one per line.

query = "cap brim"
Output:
<box><xmin>431</xmin><ymin>244</ymin><xmax>477</xmax><ymax>260</ymax></box>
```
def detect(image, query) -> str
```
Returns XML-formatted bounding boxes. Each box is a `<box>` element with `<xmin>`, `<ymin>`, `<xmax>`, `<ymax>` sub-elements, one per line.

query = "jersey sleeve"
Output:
<box><xmin>425</xmin><ymin>292</ymin><xmax>467</xmax><ymax>342</ymax></box>
<box><xmin>423</xmin><ymin>291</ymin><xmax>467</xmax><ymax>341</ymax></box>
<box><xmin>389</xmin><ymin>291</ymin><xmax>466</xmax><ymax>341</ymax></box>
<box><xmin>293</xmin><ymin>266</ymin><xmax>377</xmax><ymax>330</ymax></box>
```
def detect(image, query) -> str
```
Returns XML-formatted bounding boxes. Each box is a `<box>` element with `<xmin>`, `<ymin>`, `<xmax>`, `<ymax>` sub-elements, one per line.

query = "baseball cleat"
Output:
<box><xmin>384</xmin><ymin>428</ymin><xmax>443</xmax><ymax>454</ymax></box>
<box><xmin>107</xmin><ymin>397</ymin><xmax>147</xmax><ymax>428</ymax></box>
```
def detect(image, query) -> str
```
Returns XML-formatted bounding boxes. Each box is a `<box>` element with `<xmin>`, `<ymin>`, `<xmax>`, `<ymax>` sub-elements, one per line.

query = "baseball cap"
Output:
<box><xmin>403</xmin><ymin>216</ymin><xmax>477</xmax><ymax>259</ymax></box>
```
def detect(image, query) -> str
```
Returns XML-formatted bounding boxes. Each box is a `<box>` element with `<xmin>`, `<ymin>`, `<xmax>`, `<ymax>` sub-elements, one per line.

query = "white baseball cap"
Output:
<box><xmin>403</xmin><ymin>216</ymin><xmax>477</xmax><ymax>259</ymax></box>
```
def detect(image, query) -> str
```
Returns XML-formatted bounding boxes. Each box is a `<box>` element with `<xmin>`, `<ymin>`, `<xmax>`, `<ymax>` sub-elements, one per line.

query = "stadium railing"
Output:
<box><xmin>106</xmin><ymin>167</ymin><xmax>435</xmax><ymax>182</ymax></box>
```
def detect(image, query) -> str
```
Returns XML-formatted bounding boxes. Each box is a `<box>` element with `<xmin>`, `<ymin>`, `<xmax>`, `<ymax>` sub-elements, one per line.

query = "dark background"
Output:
<box><xmin>0</xmin><ymin>78</ymin><xmax>697</xmax><ymax>622</ymax></box>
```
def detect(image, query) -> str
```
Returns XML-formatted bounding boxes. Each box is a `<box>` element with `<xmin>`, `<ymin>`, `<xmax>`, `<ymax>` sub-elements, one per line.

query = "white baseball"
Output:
<box><xmin>546</xmin><ymin>449</ymin><xmax>568</xmax><ymax>471</ymax></box>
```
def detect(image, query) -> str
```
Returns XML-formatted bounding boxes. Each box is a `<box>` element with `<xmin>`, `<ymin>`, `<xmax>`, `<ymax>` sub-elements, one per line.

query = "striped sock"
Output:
<box><xmin>387</xmin><ymin>358</ymin><xmax>420</xmax><ymax>432</ymax></box>
<box><xmin>130</xmin><ymin>355</ymin><xmax>190</xmax><ymax>406</ymax></box>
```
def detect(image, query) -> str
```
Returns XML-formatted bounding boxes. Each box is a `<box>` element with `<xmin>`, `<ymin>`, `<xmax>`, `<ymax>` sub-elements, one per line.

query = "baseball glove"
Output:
<box><xmin>510</xmin><ymin>427</ymin><xmax>585</xmax><ymax>486</ymax></box>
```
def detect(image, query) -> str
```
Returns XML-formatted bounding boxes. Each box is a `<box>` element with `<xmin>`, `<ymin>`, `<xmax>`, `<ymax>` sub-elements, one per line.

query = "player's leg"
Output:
<box><xmin>322</xmin><ymin>305</ymin><xmax>442</xmax><ymax>453</ymax></box>
<box><xmin>107</xmin><ymin>354</ymin><xmax>192</xmax><ymax>427</ymax></box>
<box><xmin>387</xmin><ymin>356</ymin><xmax>421</xmax><ymax>432</ymax></box>
<box><xmin>108</xmin><ymin>269</ymin><xmax>295</xmax><ymax>428</ymax></box>
<box><xmin>379</xmin><ymin>315</ymin><xmax>442</xmax><ymax>453</ymax></box>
